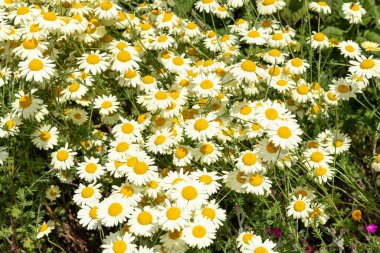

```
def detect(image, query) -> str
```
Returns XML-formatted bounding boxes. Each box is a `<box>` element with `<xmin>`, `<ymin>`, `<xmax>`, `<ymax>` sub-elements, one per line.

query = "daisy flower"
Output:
<box><xmin>371</xmin><ymin>154</ymin><xmax>380</xmax><ymax>172</ymax></box>
<box><xmin>38</xmin><ymin>10</ymin><xmax>63</xmax><ymax>31</ymax></box>
<box><xmin>128</xmin><ymin>206</ymin><xmax>158</xmax><ymax>237</ymax></box>
<box><xmin>256</xmin><ymin>138</ymin><xmax>287</xmax><ymax>163</ymax></box>
<box><xmin>94</xmin><ymin>95</ymin><xmax>120</xmax><ymax>116</ymax></box>
<box><xmin>101</xmin><ymin>232</ymin><xmax>136</xmax><ymax>253</ymax></box>
<box><xmin>19</xmin><ymin>57</ymin><xmax>55</xmax><ymax>83</ymax></box>
<box><xmin>73</xmin><ymin>183</ymin><xmax>102</xmax><ymax>206</ymax></box>
<box><xmin>13</xmin><ymin>38</ymin><xmax>48</xmax><ymax>60</ymax></box>
<box><xmin>45</xmin><ymin>185</ymin><xmax>61</xmax><ymax>201</ymax></box>
<box><xmin>185</xmin><ymin>113</ymin><xmax>219</xmax><ymax>141</ymax></box>
<box><xmin>193</xmin><ymin>142</ymin><xmax>222</xmax><ymax>165</ymax></box>
<box><xmin>237</xmin><ymin>232</ymin><xmax>255</xmax><ymax>250</ymax></box>
<box><xmin>291</xmin><ymin>82</ymin><xmax>313</xmax><ymax>103</ymax></box>
<box><xmin>256</xmin><ymin>0</ymin><xmax>286</xmax><ymax>15</ymax></box>
<box><xmin>31</xmin><ymin>124</ymin><xmax>58</xmax><ymax>150</ymax></box>
<box><xmin>309</xmin><ymin>1</ymin><xmax>331</xmax><ymax>14</ymax></box>
<box><xmin>158</xmin><ymin>200</ymin><xmax>191</xmax><ymax>232</ymax></box>
<box><xmin>303</xmin><ymin>203</ymin><xmax>329</xmax><ymax>227</ymax></box>
<box><xmin>98</xmin><ymin>195</ymin><xmax>131</xmax><ymax>227</ymax></box>
<box><xmin>304</xmin><ymin>148</ymin><xmax>333</xmax><ymax>168</ymax></box>
<box><xmin>190</xmin><ymin>168</ymin><xmax>222</xmax><ymax>195</ymax></box>
<box><xmin>194</xmin><ymin>200</ymin><xmax>226</xmax><ymax>228</ymax></box>
<box><xmin>349</xmin><ymin>55</ymin><xmax>380</xmax><ymax>79</ymax></box>
<box><xmin>151</xmin><ymin>34</ymin><xmax>176</xmax><ymax>50</ymax></box>
<box><xmin>267</xmin><ymin>32</ymin><xmax>289</xmax><ymax>48</ymax></box>
<box><xmin>286</xmin><ymin>57</ymin><xmax>310</xmax><ymax>75</ymax></box>
<box><xmin>8</xmin><ymin>4</ymin><xmax>36</xmax><ymax>25</ymax></box>
<box><xmin>325</xmin><ymin>131</ymin><xmax>351</xmax><ymax>154</ymax></box>
<box><xmin>339</xmin><ymin>40</ymin><xmax>361</xmax><ymax>58</ymax></box>
<box><xmin>145</xmin><ymin>128</ymin><xmax>177</xmax><ymax>155</ymax></box>
<box><xmin>51</xmin><ymin>143</ymin><xmax>77</xmax><ymax>170</ymax></box>
<box><xmin>195</xmin><ymin>0</ymin><xmax>220</xmax><ymax>13</ymax></box>
<box><xmin>62</xmin><ymin>81</ymin><xmax>88</xmax><ymax>100</ymax></box>
<box><xmin>170</xmin><ymin>180</ymin><xmax>208</xmax><ymax>210</ymax></box>
<box><xmin>308</xmin><ymin>32</ymin><xmax>329</xmax><ymax>49</ymax></box>
<box><xmin>36</xmin><ymin>221</ymin><xmax>54</xmax><ymax>239</ymax></box>
<box><xmin>236</xmin><ymin>150</ymin><xmax>265</xmax><ymax>173</ymax></box>
<box><xmin>312</xmin><ymin>166</ymin><xmax>335</xmax><ymax>183</ymax></box>
<box><xmin>329</xmin><ymin>77</ymin><xmax>358</xmax><ymax>101</ymax></box>
<box><xmin>183</xmin><ymin>219</ymin><xmax>216</xmax><ymax>249</ymax></box>
<box><xmin>241</xmin><ymin>235</ymin><xmax>278</xmax><ymax>253</ymax></box>
<box><xmin>68</xmin><ymin>108</ymin><xmax>88</xmax><ymax>125</ymax></box>
<box><xmin>267</xmin><ymin>120</ymin><xmax>302</xmax><ymax>150</ymax></box>
<box><xmin>342</xmin><ymin>2</ymin><xmax>366</xmax><ymax>24</ymax></box>
<box><xmin>76</xmin><ymin>157</ymin><xmax>105</xmax><ymax>182</ymax></box>
<box><xmin>78</xmin><ymin>51</ymin><xmax>109</xmax><ymax>75</ymax></box>
<box><xmin>173</xmin><ymin>145</ymin><xmax>193</xmax><ymax>167</ymax></box>
<box><xmin>112</xmin><ymin>118</ymin><xmax>142</xmax><ymax>142</ymax></box>
<box><xmin>361</xmin><ymin>41</ymin><xmax>380</xmax><ymax>52</ymax></box>
<box><xmin>287</xmin><ymin>195</ymin><xmax>313</xmax><ymax>219</ymax></box>
<box><xmin>255</xmin><ymin>100</ymin><xmax>293</xmax><ymax>127</ymax></box>
<box><xmin>269</xmin><ymin>75</ymin><xmax>295</xmax><ymax>93</ymax></box>
<box><xmin>94</xmin><ymin>0</ymin><xmax>121</xmax><ymax>20</ymax></box>
<box><xmin>191</xmin><ymin>73</ymin><xmax>221</xmax><ymax>98</ymax></box>
<box><xmin>12</xmin><ymin>89</ymin><xmax>47</xmax><ymax>121</ymax></box>
<box><xmin>111</xmin><ymin>49</ymin><xmax>140</xmax><ymax>73</ymax></box>
<box><xmin>230</xmin><ymin>59</ymin><xmax>267</xmax><ymax>83</ymax></box>
<box><xmin>263</xmin><ymin>49</ymin><xmax>288</xmax><ymax>65</ymax></box>
<box><xmin>77</xmin><ymin>204</ymin><xmax>101</xmax><ymax>230</ymax></box>
<box><xmin>125</xmin><ymin>155</ymin><xmax>158</xmax><ymax>186</ymax></box>
<box><xmin>242</xmin><ymin>172</ymin><xmax>272</xmax><ymax>195</ymax></box>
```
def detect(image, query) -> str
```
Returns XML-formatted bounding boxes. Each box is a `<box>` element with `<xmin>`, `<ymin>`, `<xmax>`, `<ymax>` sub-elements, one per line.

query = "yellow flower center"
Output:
<box><xmin>200</xmin><ymin>80</ymin><xmax>213</xmax><ymax>89</ymax></box>
<box><xmin>266</xmin><ymin>141</ymin><xmax>280</xmax><ymax>153</ymax></box>
<box><xmin>113</xmin><ymin>240</ymin><xmax>127</xmax><ymax>253</ymax></box>
<box><xmin>137</xmin><ymin>211</ymin><xmax>153</xmax><ymax>225</ymax></box>
<box><xmin>263</xmin><ymin>0</ymin><xmax>275</xmax><ymax>5</ymax></box>
<box><xmin>327</xmin><ymin>91</ymin><xmax>337</xmax><ymax>101</ymax></box>
<box><xmin>268</xmin><ymin>49</ymin><xmax>281</xmax><ymax>57</ymax></box>
<box><xmin>249</xmin><ymin>174</ymin><xmax>263</xmax><ymax>186</ymax></box>
<box><xmin>291</xmin><ymin>58</ymin><xmax>303</xmax><ymax>67</ymax></box>
<box><xmin>200</xmin><ymin>144</ymin><xmax>213</xmax><ymax>154</ymax></box>
<box><xmin>310</xmin><ymin>151</ymin><xmax>324</xmax><ymax>162</ymax></box>
<box><xmin>134</xmin><ymin>162</ymin><xmax>148</xmax><ymax>175</ymax></box>
<box><xmin>181</xmin><ymin>186</ymin><xmax>198</xmax><ymax>200</ymax></box>
<box><xmin>247</xmin><ymin>30</ymin><xmax>260</xmax><ymax>38</ymax></box>
<box><xmin>30</xmin><ymin>24</ymin><xmax>40</xmax><ymax>32</ymax></box>
<box><xmin>241</xmin><ymin>60</ymin><xmax>256</xmax><ymax>72</ymax></box>
<box><xmin>116</xmin><ymin>142</ymin><xmax>129</xmax><ymax>152</ymax></box>
<box><xmin>315</xmin><ymin>167</ymin><xmax>327</xmax><ymax>176</ymax></box>
<box><xmin>297</xmin><ymin>85</ymin><xmax>309</xmax><ymax>95</ymax></box>
<box><xmin>194</xmin><ymin>119</ymin><xmax>209</xmax><ymax>131</ymax></box>
<box><xmin>166</xmin><ymin>207</ymin><xmax>181</xmax><ymax>220</ymax></box>
<box><xmin>157</xmin><ymin>35</ymin><xmax>168</xmax><ymax>43</ymax></box>
<box><xmin>120</xmin><ymin>186</ymin><xmax>134</xmax><ymax>196</ymax></box>
<box><xmin>56</xmin><ymin>150</ymin><xmax>69</xmax><ymax>161</ymax></box>
<box><xmin>242</xmin><ymin>233</ymin><xmax>253</xmax><ymax>244</ymax></box>
<box><xmin>202</xmin><ymin>207</ymin><xmax>216</xmax><ymax>219</ymax></box>
<box><xmin>265</xmin><ymin>108</ymin><xmax>278</xmax><ymax>120</ymax></box>
<box><xmin>318</xmin><ymin>1</ymin><xmax>327</xmax><ymax>6</ymax></box>
<box><xmin>192</xmin><ymin>225</ymin><xmax>206</xmax><ymax>238</ymax></box>
<box><xmin>272</xmin><ymin>33</ymin><xmax>283</xmax><ymax>41</ymax></box>
<box><xmin>345</xmin><ymin>45</ymin><xmax>355</xmax><ymax>52</ymax></box>
<box><xmin>101</xmin><ymin>0</ymin><xmax>113</xmax><ymax>10</ymax></box>
<box><xmin>121</xmin><ymin>123</ymin><xmax>134</xmax><ymax>134</ymax></box>
<box><xmin>29</xmin><ymin>59</ymin><xmax>44</xmax><ymax>71</ymax></box>
<box><xmin>39</xmin><ymin>224</ymin><xmax>48</xmax><ymax>233</ymax></box>
<box><xmin>23</xmin><ymin>38</ymin><xmax>38</xmax><ymax>49</ymax></box>
<box><xmin>108</xmin><ymin>203</ymin><xmax>123</xmax><ymax>216</ymax></box>
<box><xmin>117</xmin><ymin>51</ymin><xmax>131</xmax><ymax>62</ymax></box>
<box><xmin>162</xmin><ymin>12</ymin><xmax>173</xmax><ymax>22</ymax></box>
<box><xmin>89</xmin><ymin>206</ymin><xmax>98</xmax><ymax>219</ymax></box>
<box><xmin>155</xmin><ymin>91</ymin><xmax>167</xmax><ymax>100</ymax></box>
<box><xmin>85</xmin><ymin>163</ymin><xmax>97</xmax><ymax>173</ymax></box>
<box><xmin>360</xmin><ymin>59</ymin><xmax>375</xmax><ymax>69</ymax></box>
<box><xmin>172</xmin><ymin>57</ymin><xmax>184</xmax><ymax>66</ymax></box>
<box><xmin>293</xmin><ymin>200</ymin><xmax>306</xmax><ymax>212</ymax></box>
<box><xmin>81</xmin><ymin>187</ymin><xmax>94</xmax><ymax>198</ymax></box>
<box><xmin>19</xmin><ymin>95</ymin><xmax>32</xmax><ymax>108</ymax></box>
<box><xmin>334</xmin><ymin>140</ymin><xmax>343</xmax><ymax>147</ymax></box>
<box><xmin>175</xmin><ymin>147</ymin><xmax>188</xmax><ymax>159</ymax></box>
<box><xmin>168</xmin><ymin>230</ymin><xmax>182</xmax><ymax>240</ymax></box>
<box><xmin>43</xmin><ymin>12</ymin><xmax>57</xmax><ymax>21</ymax></box>
<box><xmin>350</xmin><ymin>4</ymin><xmax>360</xmax><ymax>11</ymax></box>
<box><xmin>337</xmin><ymin>84</ymin><xmax>350</xmax><ymax>93</ymax></box>
<box><xmin>39</xmin><ymin>131</ymin><xmax>51</xmax><ymax>141</ymax></box>
<box><xmin>154</xmin><ymin>135</ymin><xmax>166</xmax><ymax>145</ymax></box>
<box><xmin>199</xmin><ymin>175</ymin><xmax>212</xmax><ymax>185</ymax></box>
<box><xmin>314</xmin><ymin>32</ymin><xmax>325</xmax><ymax>42</ymax></box>
<box><xmin>269</xmin><ymin>66</ymin><xmax>281</xmax><ymax>76</ymax></box>
<box><xmin>101</xmin><ymin>101</ymin><xmax>112</xmax><ymax>109</ymax></box>
<box><xmin>17</xmin><ymin>6</ymin><xmax>29</xmax><ymax>15</ymax></box>
<box><xmin>68</xmin><ymin>82</ymin><xmax>80</xmax><ymax>92</ymax></box>
<box><xmin>276</xmin><ymin>79</ymin><xmax>288</xmax><ymax>86</ymax></box>
<box><xmin>239</xmin><ymin>105</ymin><xmax>252</xmax><ymax>115</ymax></box>
<box><xmin>242</xmin><ymin>153</ymin><xmax>257</xmax><ymax>166</ymax></box>
<box><xmin>86</xmin><ymin>54</ymin><xmax>100</xmax><ymax>65</ymax></box>
<box><xmin>254</xmin><ymin>246</ymin><xmax>269</xmax><ymax>253</ymax></box>
<box><xmin>187</xmin><ymin>22</ymin><xmax>197</xmax><ymax>29</ymax></box>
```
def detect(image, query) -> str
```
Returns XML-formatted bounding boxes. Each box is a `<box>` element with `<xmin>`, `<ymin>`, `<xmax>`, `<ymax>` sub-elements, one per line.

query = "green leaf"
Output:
<box><xmin>173</xmin><ymin>0</ymin><xmax>196</xmax><ymax>17</ymax></box>
<box><xmin>281</xmin><ymin>0</ymin><xmax>309</xmax><ymax>24</ymax></box>
<box><xmin>322</xmin><ymin>26</ymin><xmax>344</xmax><ymax>38</ymax></box>
<box><xmin>364</xmin><ymin>31</ymin><xmax>380</xmax><ymax>43</ymax></box>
